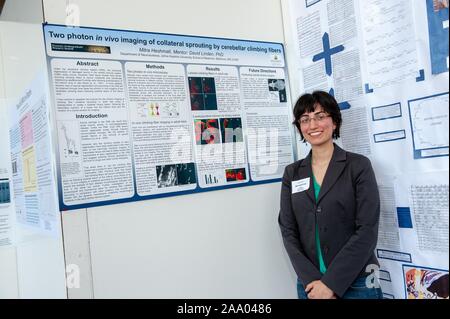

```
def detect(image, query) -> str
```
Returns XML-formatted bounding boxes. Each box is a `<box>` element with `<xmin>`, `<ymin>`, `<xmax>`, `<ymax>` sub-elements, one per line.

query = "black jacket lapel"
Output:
<box><xmin>298</xmin><ymin>151</ymin><xmax>315</xmax><ymax>203</ymax></box>
<box><xmin>317</xmin><ymin>144</ymin><xmax>347</xmax><ymax>204</ymax></box>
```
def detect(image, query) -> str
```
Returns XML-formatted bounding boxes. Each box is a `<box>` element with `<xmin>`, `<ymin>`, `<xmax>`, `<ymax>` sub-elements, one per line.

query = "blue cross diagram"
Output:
<box><xmin>312</xmin><ymin>32</ymin><xmax>345</xmax><ymax>76</ymax></box>
<box><xmin>329</xmin><ymin>88</ymin><xmax>351</xmax><ymax>110</ymax></box>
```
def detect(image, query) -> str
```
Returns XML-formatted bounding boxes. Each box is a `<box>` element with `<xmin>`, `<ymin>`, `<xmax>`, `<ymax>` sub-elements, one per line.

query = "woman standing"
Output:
<box><xmin>279</xmin><ymin>91</ymin><xmax>383</xmax><ymax>299</ymax></box>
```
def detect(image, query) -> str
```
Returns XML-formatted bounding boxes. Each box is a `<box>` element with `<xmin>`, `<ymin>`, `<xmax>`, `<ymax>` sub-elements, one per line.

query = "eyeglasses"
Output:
<box><xmin>299</xmin><ymin>112</ymin><xmax>330</xmax><ymax>126</ymax></box>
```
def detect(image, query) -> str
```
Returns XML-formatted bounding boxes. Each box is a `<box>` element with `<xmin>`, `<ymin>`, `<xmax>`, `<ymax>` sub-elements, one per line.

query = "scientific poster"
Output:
<box><xmin>8</xmin><ymin>72</ymin><xmax>60</xmax><ymax>234</ymax></box>
<box><xmin>283</xmin><ymin>0</ymin><xmax>449</xmax><ymax>299</ymax></box>
<box><xmin>43</xmin><ymin>24</ymin><xmax>295</xmax><ymax>210</ymax></box>
<box><xmin>0</xmin><ymin>111</ymin><xmax>14</xmax><ymax>246</ymax></box>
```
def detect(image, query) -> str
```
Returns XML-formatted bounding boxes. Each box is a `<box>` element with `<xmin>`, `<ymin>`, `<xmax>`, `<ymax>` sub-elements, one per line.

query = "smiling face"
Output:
<box><xmin>299</xmin><ymin>103</ymin><xmax>336</xmax><ymax>147</ymax></box>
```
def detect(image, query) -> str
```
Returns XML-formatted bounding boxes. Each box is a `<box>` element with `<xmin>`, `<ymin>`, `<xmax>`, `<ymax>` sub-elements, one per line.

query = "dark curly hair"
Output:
<box><xmin>292</xmin><ymin>91</ymin><xmax>342</xmax><ymax>142</ymax></box>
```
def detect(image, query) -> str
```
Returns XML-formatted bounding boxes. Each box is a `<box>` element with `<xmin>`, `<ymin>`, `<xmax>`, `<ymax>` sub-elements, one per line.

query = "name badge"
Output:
<box><xmin>292</xmin><ymin>178</ymin><xmax>310</xmax><ymax>194</ymax></box>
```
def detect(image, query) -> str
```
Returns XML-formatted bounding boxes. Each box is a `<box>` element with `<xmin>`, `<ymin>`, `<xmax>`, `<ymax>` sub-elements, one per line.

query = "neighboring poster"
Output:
<box><xmin>403</xmin><ymin>265</ymin><xmax>449</xmax><ymax>299</ymax></box>
<box><xmin>43</xmin><ymin>24</ymin><xmax>295</xmax><ymax>210</ymax></box>
<box><xmin>283</xmin><ymin>0</ymin><xmax>449</xmax><ymax>299</ymax></box>
<box><xmin>0</xmin><ymin>112</ymin><xmax>14</xmax><ymax>246</ymax></box>
<box><xmin>8</xmin><ymin>72</ymin><xmax>60</xmax><ymax>234</ymax></box>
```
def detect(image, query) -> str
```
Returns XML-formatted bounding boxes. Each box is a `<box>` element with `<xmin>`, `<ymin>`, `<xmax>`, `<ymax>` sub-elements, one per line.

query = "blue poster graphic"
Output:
<box><xmin>426</xmin><ymin>0</ymin><xmax>449</xmax><ymax>74</ymax></box>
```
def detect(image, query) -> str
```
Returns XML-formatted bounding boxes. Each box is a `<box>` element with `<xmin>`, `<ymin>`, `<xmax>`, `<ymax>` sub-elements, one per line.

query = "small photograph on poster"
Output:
<box><xmin>189</xmin><ymin>77</ymin><xmax>202</xmax><ymax>94</ymax></box>
<box><xmin>58</xmin><ymin>121</ymin><xmax>80</xmax><ymax>159</ymax></box>
<box><xmin>433</xmin><ymin>0</ymin><xmax>449</xmax><ymax>11</ymax></box>
<box><xmin>426</xmin><ymin>0</ymin><xmax>449</xmax><ymax>74</ymax></box>
<box><xmin>136</xmin><ymin>102</ymin><xmax>180</xmax><ymax>119</ymax></box>
<box><xmin>204</xmin><ymin>94</ymin><xmax>218</xmax><ymax>110</ymax></box>
<box><xmin>188</xmin><ymin>77</ymin><xmax>218</xmax><ymax>111</ymax></box>
<box><xmin>156</xmin><ymin>164</ymin><xmax>178</xmax><ymax>188</ymax></box>
<box><xmin>194</xmin><ymin>119</ymin><xmax>220</xmax><ymax>145</ymax></box>
<box><xmin>268</xmin><ymin>79</ymin><xmax>287</xmax><ymax>103</ymax></box>
<box><xmin>156</xmin><ymin>163</ymin><xmax>197</xmax><ymax>188</ymax></box>
<box><xmin>225</xmin><ymin>168</ymin><xmax>246</xmax><ymax>182</ymax></box>
<box><xmin>0</xmin><ymin>178</ymin><xmax>11</xmax><ymax>205</ymax></box>
<box><xmin>202</xmin><ymin>77</ymin><xmax>216</xmax><ymax>94</ymax></box>
<box><xmin>220</xmin><ymin>118</ymin><xmax>243</xmax><ymax>143</ymax></box>
<box><xmin>176</xmin><ymin>163</ymin><xmax>196</xmax><ymax>186</ymax></box>
<box><xmin>51</xmin><ymin>43</ymin><xmax>111</xmax><ymax>54</ymax></box>
<box><xmin>403</xmin><ymin>265</ymin><xmax>449</xmax><ymax>299</ymax></box>
<box><xmin>190</xmin><ymin>94</ymin><xmax>205</xmax><ymax>111</ymax></box>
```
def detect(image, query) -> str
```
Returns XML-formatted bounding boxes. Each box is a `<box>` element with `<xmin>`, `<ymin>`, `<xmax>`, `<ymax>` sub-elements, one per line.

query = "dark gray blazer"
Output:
<box><xmin>278</xmin><ymin>144</ymin><xmax>380</xmax><ymax>298</ymax></box>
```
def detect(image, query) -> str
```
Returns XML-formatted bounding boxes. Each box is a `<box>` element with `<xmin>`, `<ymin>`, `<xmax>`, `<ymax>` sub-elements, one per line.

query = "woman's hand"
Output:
<box><xmin>305</xmin><ymin>280</ymin><xmax>336</xmax><ymax>299</ymax></box>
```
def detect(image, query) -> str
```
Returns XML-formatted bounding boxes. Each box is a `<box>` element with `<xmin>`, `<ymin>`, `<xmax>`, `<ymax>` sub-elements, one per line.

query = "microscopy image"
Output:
<box><xmin>190</xmin><ymin>94</ymin><xmax>205</xmax><ymax>111</ymax></box>
<box><xmin>204</xmin><ymin>93</ymin><xmax>218</xmax><ymax>110</ymax></box>
<box><xmin>189</xmin><ymin>77</ymin><xmax>202</xmax><ymax>94</ymax></box>
<box><xmin>220</xmin><ymin>117</ymin><xmax>243</xmax><ymax>143</ymax></box>
<box><xmin>194</xmin><ymin>119</ymin><xmax>220</xmax><ymax>145</ymax></box>
<box><xmin>156</xmin><ymin>163</ymin><xmax>197</xmax><ymax>188</ymax></box>
<box><xmin>176</xmin><ymin>163</ymin><xmax>196</xmax><ymax>185</ymax></box>
<box><xmin>202</xmin><ymin>77</ymin><xmax>216</xmax><ymax>94</ymax></box>
<box><xmin>0</xmin><ymin>179</ymin><xmax>11</xmax><ymax>204</ymax></box>
<box><xmin>225</xmin><ymin>168</ymin><xmax>246</xmax><ymax>182</ymax></box>
<box><xmin>188</xmin><ymin>77</ymin><xmax>218</xmax><ymax>110</ymax></box>
<box><xmin>156</xmin><ymin>165</ymin><xmax>178</xmax><ymax>188</ymax></box>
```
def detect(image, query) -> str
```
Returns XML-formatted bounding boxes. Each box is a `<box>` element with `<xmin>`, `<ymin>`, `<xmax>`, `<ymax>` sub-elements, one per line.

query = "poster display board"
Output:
<box><xmin>283</xmin><ymin>0</ymin><xmax>449</xmax><ymax>299</ymax></box>
<box><xmin>43</xmin><ymin>24</ymin><xmax>295</xmax><ymax>210</ymax></box>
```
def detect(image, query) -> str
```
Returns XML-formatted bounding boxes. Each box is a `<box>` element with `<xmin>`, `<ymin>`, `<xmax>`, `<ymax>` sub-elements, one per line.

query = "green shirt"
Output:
<box><xmin>313</xmin><ymin>175</ymin><xmax>327</xmax><ymax>274</ymax></box>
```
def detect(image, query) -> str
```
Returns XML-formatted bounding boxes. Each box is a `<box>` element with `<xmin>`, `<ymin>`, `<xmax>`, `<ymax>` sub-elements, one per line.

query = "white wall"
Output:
<box><xmin>0</xmin><ymin>35</ymin><xmax>18</xmax><ymax>296</ymax></box>
<box><xmin>0</xmin><ymin>21</ymin><xmax>67</xmax><ymax>298</ymax></box>
<box><xmin>0</xmin><ymin>0</ymin><xmax>43</xmax><ymax>23</ymax></box>
<box><xmin>43</xmin><ymin>0</ymin><xmax>297</xmax><ymax>298</ymax></box>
